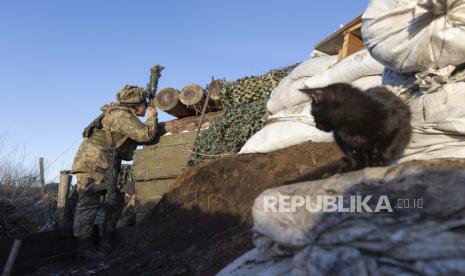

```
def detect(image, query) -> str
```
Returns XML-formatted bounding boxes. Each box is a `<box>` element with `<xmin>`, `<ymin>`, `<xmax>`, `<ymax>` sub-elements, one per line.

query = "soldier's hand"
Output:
<box><xmin>148</xmin><ymin>106</ymin><xmax>157</xmax><ymax>118</ymax></box>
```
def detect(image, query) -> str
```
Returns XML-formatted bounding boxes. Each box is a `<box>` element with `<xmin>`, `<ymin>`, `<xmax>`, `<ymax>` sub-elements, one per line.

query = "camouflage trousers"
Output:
<box><xmin>73</xmin><ymin>172</ymin><xmax>125</xmax><ymax>239</ymax></box>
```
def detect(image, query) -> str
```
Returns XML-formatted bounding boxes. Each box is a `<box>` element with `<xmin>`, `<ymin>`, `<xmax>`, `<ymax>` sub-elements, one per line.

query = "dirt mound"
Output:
<box><xmin>36</xmin><ymin>142</ymin><xmax>341</xmax><ymax>275</ymax></box>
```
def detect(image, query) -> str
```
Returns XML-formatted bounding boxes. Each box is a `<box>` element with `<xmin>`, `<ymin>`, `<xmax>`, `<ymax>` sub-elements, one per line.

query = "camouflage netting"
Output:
<box><xmin>189</xmin><ymin>64</ymin><xmax>298</xmax><ymax>165</ymax></box>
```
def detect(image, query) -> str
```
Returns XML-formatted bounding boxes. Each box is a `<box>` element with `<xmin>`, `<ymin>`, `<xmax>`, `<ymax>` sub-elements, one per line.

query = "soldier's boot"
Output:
<box><xmin>76</xmin><ymin>236</ymin><xmax>105</xmax><ymax>261</ymax></box>
<box><xmin>99</xmin><ymin>232</ymin><xmax>117</xmax><ymax>254</ymax></box>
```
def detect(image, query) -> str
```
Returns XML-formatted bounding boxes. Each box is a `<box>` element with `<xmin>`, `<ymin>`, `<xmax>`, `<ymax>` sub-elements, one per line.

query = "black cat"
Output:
<box><xmin>289</xmin><ymin>83</ymin><xmax>411</xmax><ymax>182</ymax></box>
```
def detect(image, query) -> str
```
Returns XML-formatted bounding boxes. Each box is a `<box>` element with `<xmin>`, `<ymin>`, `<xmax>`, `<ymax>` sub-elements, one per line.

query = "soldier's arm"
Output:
<box><xmin>110</xmin><ymin>110</ymin><xmax>157</xmax><ymax>143</ymax></box>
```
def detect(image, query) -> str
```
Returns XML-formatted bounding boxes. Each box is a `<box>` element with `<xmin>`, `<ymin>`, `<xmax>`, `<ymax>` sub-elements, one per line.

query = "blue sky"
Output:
<box><xmin>0</xmin><ymin>0</ymin><xmax>368</xmax><ymax>182</ymax></box>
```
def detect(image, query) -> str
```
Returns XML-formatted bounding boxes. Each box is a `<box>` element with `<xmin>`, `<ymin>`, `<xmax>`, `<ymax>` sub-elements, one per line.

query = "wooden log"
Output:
<box><xmin>155</xmin><ymin>87</ymin><xmax>195</xmax><ymax>118</ymax></box>
<box><xmin>179</xmin><ymin>83</ymin><xmax>205</xmax><ymax>108</ymax></box>
<box><xmin>154</xmin><ymin>111</ymin><xmax>222</xmax><ymax>136</ymax></box>
<box><xmin>57</xmin><ymin>171</ymin><xmax>72</xmax><ymax>229</ymax></box>
<box><xmin>180</xmin><ymin>84</ymin><xmax>221</xmax><ymax>113</ymax></box>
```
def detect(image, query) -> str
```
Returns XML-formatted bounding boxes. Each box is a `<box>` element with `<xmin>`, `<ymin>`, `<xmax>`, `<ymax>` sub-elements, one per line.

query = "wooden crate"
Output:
<box><xmin>134</xmin><ymin>178</ymin><xmax>174</xmax><ymax>223</ymax></box>
<box><xmin>133</xmin><ymin>131</ymin><xmax>197</xmax><ymax>222</ymax></box>
<box><xmin>133</xmin><ymin>132</ymin><xmax>196</xmax><ymax>181</ymax></box>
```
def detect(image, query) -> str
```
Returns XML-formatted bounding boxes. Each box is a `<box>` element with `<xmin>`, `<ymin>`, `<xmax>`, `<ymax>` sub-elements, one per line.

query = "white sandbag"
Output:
<box><xmin>249</xmin><ymin>160</ymin><xmax>465</xmax><ymax>275</ymax></box>
<box><xmin>267</xmin><ymin>55</ymin><xmax>338</xmax><ymax>114</ymax></box>
<box><xmin>362</xmin><ymin>0</ymin><xmax>465</xmax><ymax>73</ymax></box>
<box><xmin>303</xmin><ymin>49</ymin><xmax>384</xmax><ymax>89</ymax></box>
<box><xmin>268</xmin><ymin>101</ymin><xmax>314</xmax><ymax>125</ymax></box>
<box><xmin>400</xmin><ymin>116</ymin><xmax>465</xmax><ymax>162</ymax></box>
<box><xmin>350</xmin><ymin>75</ymin><xmax>382</xmax><ymax>90</ymax></box>
<box><xmin>266</xmin><ymin>76</ymin><xmax>382</xmax><ymax>132</ymax></box>
<box><xmin>238</xmin><ymin>121</ymin><xmax>333</xmax><ymax>155</ymax></box>
<box><xmin>382</xmin><ymin>65</ymin><xmax>465</xmax><ymax>161</ymax></box>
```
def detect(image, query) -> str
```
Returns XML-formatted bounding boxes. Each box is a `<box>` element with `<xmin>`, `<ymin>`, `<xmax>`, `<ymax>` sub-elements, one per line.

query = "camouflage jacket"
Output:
<box><xmin>71</xmin><ymin>103</ymin><xmax>157</xmax><ymax>174</ymax></box>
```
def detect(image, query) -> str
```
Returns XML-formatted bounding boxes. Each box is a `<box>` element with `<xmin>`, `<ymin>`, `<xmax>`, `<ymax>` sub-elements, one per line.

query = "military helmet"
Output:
<box><xmin>116</xmin><ymin>85</ymin><xmax>147</xmax><ymax>106</ymax></box>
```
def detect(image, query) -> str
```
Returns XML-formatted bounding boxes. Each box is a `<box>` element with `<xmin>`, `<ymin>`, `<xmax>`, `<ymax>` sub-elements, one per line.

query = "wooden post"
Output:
<box><xmin>39</xmin><ymin>158</ymin><xmax>45</xmax><ymax>199</ymax></box>
<box><xmin>338</xmin><ymin>22</ymin><xmax>364</xmax><ymax>61</ymax></box>
<box><xmin>57</xmin><ymin>171</ymin><xmax>72</xmax><ymax>229</ymax></box>
<box><xmin>194</xmin><ymin>77</ymin><xmax>216</xmax><ymax>147</ymax></box>
<box><xmin>2</xmin><ymin>239</ymin><xmax>22</xmax><ymax>276</ymax></box>
<box><xmin>155</xmin><ymin>87</ymin><xmax>196</xmax><ymax>118</ymax></box>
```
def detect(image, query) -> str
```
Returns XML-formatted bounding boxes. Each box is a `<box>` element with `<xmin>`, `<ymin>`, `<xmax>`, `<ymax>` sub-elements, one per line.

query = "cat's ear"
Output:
<box><xmin>300</xmin><ymin>88</ymin><xmax>323</xmax><ymax>104</ymax></box>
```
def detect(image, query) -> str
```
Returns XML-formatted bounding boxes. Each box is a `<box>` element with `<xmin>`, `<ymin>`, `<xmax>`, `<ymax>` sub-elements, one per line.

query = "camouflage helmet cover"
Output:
<box><xmin>116</xmin><ymin>85</ymin><xmax>147</xmax><ymax>105</ymax></box>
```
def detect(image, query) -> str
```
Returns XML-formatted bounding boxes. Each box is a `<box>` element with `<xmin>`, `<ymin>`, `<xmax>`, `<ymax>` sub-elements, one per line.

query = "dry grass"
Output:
<box><xmin>0</xmin><ymin>136</ymin><xmax>58</xmax><ymax>237</ymax></box>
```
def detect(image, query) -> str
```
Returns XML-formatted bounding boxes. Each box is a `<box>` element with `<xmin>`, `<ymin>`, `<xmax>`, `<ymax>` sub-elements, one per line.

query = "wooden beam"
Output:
<box><xmin>338</xmin><ymin>32</ymin><xmax>364</xmax><ymax>61</ymax></box>
<box><xmin>314</xmin><ymin>15</ymin><xmax>362</xmax><ymax>56</ymax></box>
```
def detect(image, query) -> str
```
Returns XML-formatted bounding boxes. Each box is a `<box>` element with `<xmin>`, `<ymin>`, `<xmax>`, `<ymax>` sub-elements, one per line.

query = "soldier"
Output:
<box><xmin>71</xmin><ymin>85</ymin><xmax>157</xmax><ymax>260</ymax></box>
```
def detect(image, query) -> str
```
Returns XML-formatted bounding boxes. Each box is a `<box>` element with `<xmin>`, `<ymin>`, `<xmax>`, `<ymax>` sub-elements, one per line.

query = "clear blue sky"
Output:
<box><xmin>0</xmin><ymin>0</ymin><xmax>368</xmax><ymax>182</ymax></box>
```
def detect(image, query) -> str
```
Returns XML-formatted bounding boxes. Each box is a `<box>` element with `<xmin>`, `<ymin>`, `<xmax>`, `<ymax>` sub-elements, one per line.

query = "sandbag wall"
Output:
<box><xmin>220</xmin><ymin>1</ymin><xmax>465</xmax><ymax>274</ymax></box>
<box><xmin>240</xmin><ymin>16</ymin><xmax>386</xmax><ymax>155</ymax></box>
<box><xmin>363</xmin><ymin>0</ymin><xmax>465</xmax><ymax>161</ymax></box>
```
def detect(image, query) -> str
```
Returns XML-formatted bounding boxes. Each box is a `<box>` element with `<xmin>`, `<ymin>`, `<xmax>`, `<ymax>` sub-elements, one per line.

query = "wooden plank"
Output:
<box><xmin>314</xmin><ymin>15</ymin><xmax>362</xmax><ymax>55</ymax></box>
<box><xmin>344</xmin><ymin>21</ymin><xmax>362</xmax><ymax>35</ymax></box>
<box><xmin>134</xmin><ymin>156</ymin><xmax>189</xmax><ymax>181</ymax></box>
<box><xmin>143</xmin><ymin>132</ymin><xmax>197</xmax><ymax>150</ymax></box>
<box><xmin>135</xmin><ymin>178</ymin><xmax>175</xmax><ymax>223</ymax></box>
<box><xmin>135</xmin><ymin>144</ymin><xmax>193</xmax><ymax>159</ymax></box>
<box><xmin>338</xmin><ymin>32</ymin><xmax>364</xmax><ymax>61</ymax></box>
<box><xmin>158</xmin><ymin>132</ymin><xmax>196</xmax><ymax>147</ymax></box>
<box><xmin>133</xmin><ymin>132</ymin><xmax>196</xmax><ymax>180</ymax></box>
<box><xmin>136</xmin><ymin>179</ymin><xmax>174</xmax><ymax>202</ymax></box>
<box><xmin>133</xmin><ymin>143</ymin><xmax>192</xmax><ymax>181</ymax></box>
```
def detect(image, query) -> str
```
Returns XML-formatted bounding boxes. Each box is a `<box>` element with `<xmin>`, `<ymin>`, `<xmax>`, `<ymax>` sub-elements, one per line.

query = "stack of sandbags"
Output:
<box><xmin>267</xmin><ymin>53</ymin><xmax>338</xmax><ymax>113</ymax></box>
<box><xmin>240</xmin><ymin>47</ymin><xmax>385</xmax><ymax>154</ymax></box>
<box><xmin>303</xmin><ymin>48</ymin><xmax>384</xmax><ymax>90</ymax></box>
<box><xmin>363</xmin><ymin>0</ymin><xmax>465</xmax><ymax>161</ymax></box>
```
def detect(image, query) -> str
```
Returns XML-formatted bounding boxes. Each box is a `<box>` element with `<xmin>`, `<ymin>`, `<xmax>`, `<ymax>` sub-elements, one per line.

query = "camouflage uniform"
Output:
<box><xmin>72</xmin><ymin>85</ymin><xmax>157</xmax><ymax>240</ymax></box>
